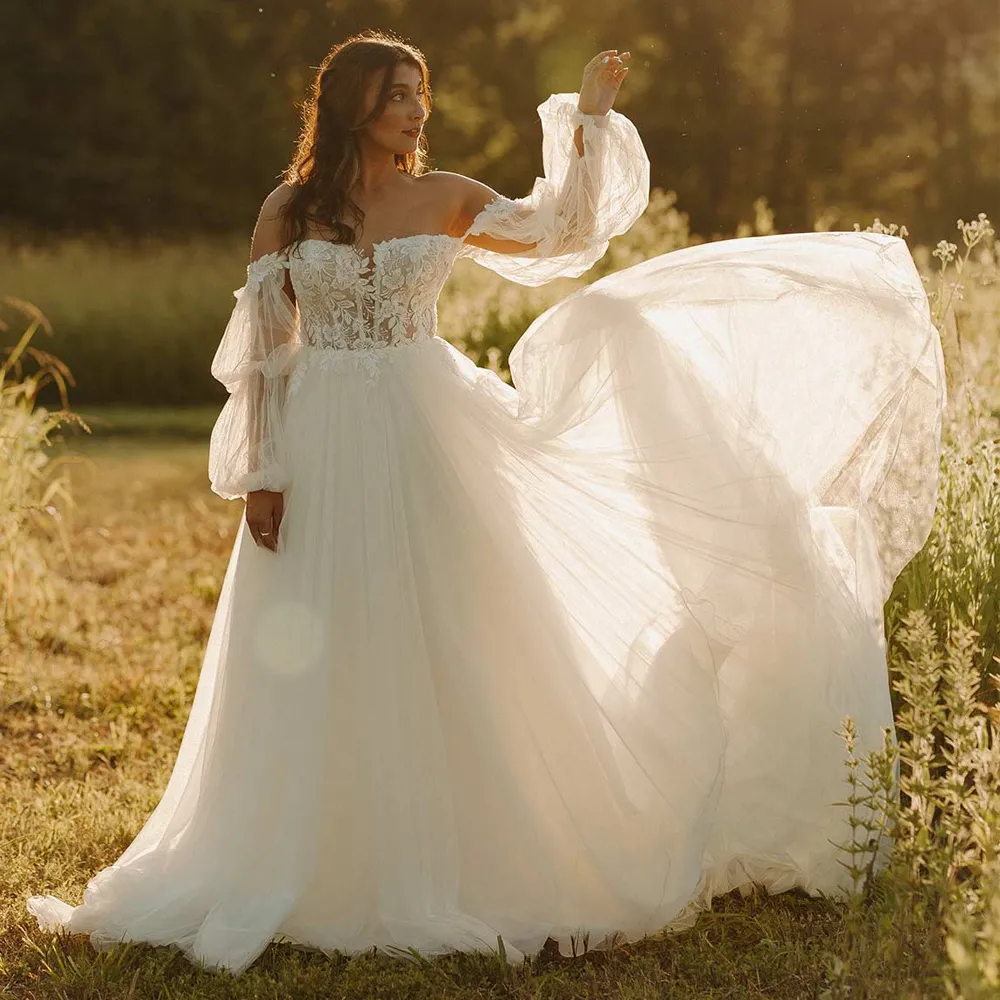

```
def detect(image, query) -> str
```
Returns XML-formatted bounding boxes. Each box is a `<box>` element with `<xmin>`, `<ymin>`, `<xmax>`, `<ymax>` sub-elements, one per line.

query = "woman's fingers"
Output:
<box><xmin>271</xmin><ymin>496</ymin><xmax>284</xmax><ymax>550</ymax></box>
<box><xmin>245</xmin><ymin>491</ymin><xmax>284</xmax><ymax>552</ymax></box>
<box><xmin>248</xmin><ymin>519</ymin><xmax>266</xmax><ymax>550</ymax></box>
<box><xmin>247</xmin><ymin>513</ymin><xmax>278</xmax><ymax>551</ymax></box>
<box><xmin>587</xmin><ymin>49</ymin><xmax>620</xmax><ymax>72</ymax></box>
<box><xmin>592</xmin><ymin>51</ymin><xmax>630</xmax><ymax>93</ymax></box>
<box><xmin>589</xmin><ymin>49</ymin><xmax>630</xmax><ymax>85</ymax></box>
<box><xmin>262</xmin><ymin>513</ymin><xmax>278</xmax><ymax>551</ymax></box>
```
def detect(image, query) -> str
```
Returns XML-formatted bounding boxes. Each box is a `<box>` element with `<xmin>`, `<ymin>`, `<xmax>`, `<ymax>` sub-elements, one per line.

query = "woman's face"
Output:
<box><xmin>360</xmin><ymin>61</ymin><xmax>427</xmax><ymax>155</ymax></box>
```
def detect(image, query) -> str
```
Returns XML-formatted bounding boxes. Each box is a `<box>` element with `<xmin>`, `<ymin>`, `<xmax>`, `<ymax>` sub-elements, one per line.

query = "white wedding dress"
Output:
<box><xmin>27</xmin><ymin>92</ymin><xmax>946</xmax><ymax>975</ymax></box>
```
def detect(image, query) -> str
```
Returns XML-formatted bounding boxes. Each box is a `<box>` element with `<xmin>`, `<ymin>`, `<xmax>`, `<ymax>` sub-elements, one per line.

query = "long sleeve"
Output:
<box><xmin>456</xmin><ymin>91</ymin><xmax>650</xmax><ymax>286</ymax></box>
<box><xmin>208</xmin><ymin>251</ymin><xmax>301</xmax><ymax>501</ymax></box>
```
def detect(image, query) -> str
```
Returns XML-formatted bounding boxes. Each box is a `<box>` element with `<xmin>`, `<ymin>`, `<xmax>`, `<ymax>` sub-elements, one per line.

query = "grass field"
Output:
<box><xmin>2</xmin><ymin>214</ymin><xmax>999</xmax><ymax>997</ymax></box>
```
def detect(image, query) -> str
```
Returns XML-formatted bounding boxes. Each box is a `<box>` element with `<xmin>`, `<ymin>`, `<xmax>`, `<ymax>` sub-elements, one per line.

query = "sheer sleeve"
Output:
<box><xmin>455</xmin><ymin>91</ymin><xmax>650</xmax><ymax>286</ymax></box>
<box><xmin>208</xmin><ymin>250</ymin><xmax>301</xmax><ymax>501</ymax></box>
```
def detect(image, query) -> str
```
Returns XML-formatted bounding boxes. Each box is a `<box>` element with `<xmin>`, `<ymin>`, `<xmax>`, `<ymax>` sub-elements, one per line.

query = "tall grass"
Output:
<box><xmin>0</xmin><ymin>297</ymin><xmax>84</xmax><ymax>649</ymax></box>
<box><xmin>832</xmin><ymin>215</ymin><xmax>1000</xmax><ymax>998</ymax></box>
<box><xmin>884</xmin><ymin>215</ymin><xmax>1000</xmax><ymax>680</ymax></box>
<box><xmin>0</xmin><ymin>236</ymin><xmax>247</xmax><ymax>406</ymax></box>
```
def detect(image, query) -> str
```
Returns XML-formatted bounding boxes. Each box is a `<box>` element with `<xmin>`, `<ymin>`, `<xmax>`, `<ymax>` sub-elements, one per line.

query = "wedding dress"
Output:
<box><xmin>27</xmin><ymin>91</ymin><xmax>946</xmax><ymax>975</ymax></box>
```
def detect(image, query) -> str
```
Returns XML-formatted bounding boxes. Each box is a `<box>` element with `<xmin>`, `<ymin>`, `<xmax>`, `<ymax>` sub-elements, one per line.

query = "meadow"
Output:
<box><xmin>2</xmin><ymin>202</ymin><xmax>999</xmax><ymax>999</ymax></box>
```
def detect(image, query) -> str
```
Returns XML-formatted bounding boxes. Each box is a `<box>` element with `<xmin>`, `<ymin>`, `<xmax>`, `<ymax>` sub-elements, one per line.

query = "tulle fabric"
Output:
<box><xmin>26</xmin><ymin>88</ymin><xmax>946</xmax><ymax>977</ymax></box>
<box><xmin>208</xmin><ymin>254</ymin><xmax>301</xmax><ymax>498</ymax></box>
<box><xmin>25</xmin><ymin>230</ymin><xmax>944</xmax><ymax>975</ymax></box>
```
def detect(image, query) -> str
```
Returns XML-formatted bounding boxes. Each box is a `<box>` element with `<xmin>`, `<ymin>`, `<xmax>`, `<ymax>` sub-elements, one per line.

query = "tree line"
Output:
<box><xmin>1</xmin><ymin>0</ymin><xmax>996</xmax><ymax>244</ymax></box>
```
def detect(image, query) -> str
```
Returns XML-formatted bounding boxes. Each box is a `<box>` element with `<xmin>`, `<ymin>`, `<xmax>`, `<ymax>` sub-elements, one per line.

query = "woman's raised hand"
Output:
<box><xmin>578</xmin><ymin>49</ymin><xmax>630</xmax><ymax>117</ymax></box>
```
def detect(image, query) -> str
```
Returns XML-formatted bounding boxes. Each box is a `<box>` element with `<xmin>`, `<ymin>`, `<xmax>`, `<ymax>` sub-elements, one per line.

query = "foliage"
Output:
<box><xmin>829</xmin><ymin>612</ymin><xmax>1000</xmax><ymax>999</ymax></box>
<box><xmin>1</xmin><ymin>0</ymin><xmax>997</xmax><ymax>242</ymax></box>
<box><xmin>828</xmin><ymin>214</ymin><xmax>1000</xmax><ymax>999</ymax></box>
<box><xmin>884</xmin><ymin>213</ymin><xmax>1000</xmax><ymax>685</ymax></box>
<box><xmin>0</xmin><ymin>236</ymin><xmax>250</xmax><ymax>406</ymax></box>
<box><xmin>0</xmin><ymin>298</ymin><xmax>84</xmax><ymax>649</ymax></box>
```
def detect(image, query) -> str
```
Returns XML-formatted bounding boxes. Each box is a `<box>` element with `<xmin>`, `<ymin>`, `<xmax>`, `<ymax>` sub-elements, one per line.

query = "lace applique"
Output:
<box><xmin>287</xmin><ymin>234</ymin><xmax>459</xmax><ymax>357</ymax></box>
<box><xmin>278</xmin><ymin>234</ymin><xmax>462</xmax><ymax>388</ymax></box>
<box><xmin>462</xmin><ymin>194</ymin><xmax>525</xmax><ymax>238</ymax></box>
<box><xmin>246</xmin><ymin>250</ymin><xmax>290</xmax><ymax>285</ymax></box>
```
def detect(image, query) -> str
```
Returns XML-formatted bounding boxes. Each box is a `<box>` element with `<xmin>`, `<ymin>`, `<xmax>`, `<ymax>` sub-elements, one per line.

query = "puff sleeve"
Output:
<box><xmin>456</xmin><ymin>91</ymin><xmax>650</xmax><ymax>286</ymax></box>
<box><xmin>208</xmin><ymin>251</ymin><xmax>301</xmax><ymax>501</ymax></box>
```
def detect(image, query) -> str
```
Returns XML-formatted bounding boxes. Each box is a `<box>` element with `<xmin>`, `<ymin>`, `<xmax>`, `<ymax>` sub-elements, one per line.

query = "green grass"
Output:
<box><xmin>68</xmin><ymin>405</ymin><xmax>223</xmax><ymax>440</ymax></box>
<box><xmin>0</xmin><ymin>236</ymin><xmax>246</xmax><ymax>407</ymax></box>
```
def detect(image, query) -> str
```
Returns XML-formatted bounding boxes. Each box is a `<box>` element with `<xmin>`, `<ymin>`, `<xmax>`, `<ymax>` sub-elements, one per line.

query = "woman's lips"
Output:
<box><xmin>403</xmin><ymin>128</ymin><xmax>421</xmax><ymax>137</ymax></box>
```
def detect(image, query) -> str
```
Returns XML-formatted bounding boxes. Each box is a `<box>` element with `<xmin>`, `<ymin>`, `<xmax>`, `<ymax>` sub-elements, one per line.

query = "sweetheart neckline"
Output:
<box><xmin>295</xmin><ymin>233</ymin><xmax>465</xmax><ymax>271</ymax></box>
<box><xmin>297</xmin><ymin>233</ymin><xmax>463</xmax><ymax>260</ymax></box>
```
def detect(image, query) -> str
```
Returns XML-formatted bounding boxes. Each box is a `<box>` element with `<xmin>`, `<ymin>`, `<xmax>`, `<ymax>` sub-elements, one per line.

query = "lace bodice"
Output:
<box><xmin>208</xmin><ymin>91</ymin><xmax>651</xmax><ymax>500</ymax></box>
<box><xmin>252</xmin><ymin>232</ymin><xmax>467</xmax><ymax>353</ymax></box>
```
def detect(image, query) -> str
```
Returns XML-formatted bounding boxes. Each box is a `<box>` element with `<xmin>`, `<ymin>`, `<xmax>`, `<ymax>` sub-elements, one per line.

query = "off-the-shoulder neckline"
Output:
<box><xmin>299</xmin><ymin>232</ymin><xmax>461</xmax><ymax>257</ymax></box>
<box><xmin>246</xmin><ymin>194</ymin><xmax>516</xmax><ymax>271</ymax></box>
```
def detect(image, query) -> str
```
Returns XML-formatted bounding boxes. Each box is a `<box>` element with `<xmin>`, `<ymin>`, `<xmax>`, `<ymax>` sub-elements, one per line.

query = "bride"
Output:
<box><xmin>27</xmin><ymin>29</ymin><xmax>946</xmax><ymax>976</ymax></box>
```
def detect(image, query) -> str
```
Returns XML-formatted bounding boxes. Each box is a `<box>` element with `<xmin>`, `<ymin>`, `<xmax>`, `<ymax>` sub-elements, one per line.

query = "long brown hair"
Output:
<box><xmin>277</xmin><ymin>30</ymin><xmax>433</xmax><ymax>255</ymax></box>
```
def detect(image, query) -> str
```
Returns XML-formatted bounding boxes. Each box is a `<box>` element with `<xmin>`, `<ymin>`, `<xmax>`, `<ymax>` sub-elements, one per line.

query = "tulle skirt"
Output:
<box><xmin>27</xmin><ymin>231</ymin><xmax>945</xmax><ymax>974</ymax></box>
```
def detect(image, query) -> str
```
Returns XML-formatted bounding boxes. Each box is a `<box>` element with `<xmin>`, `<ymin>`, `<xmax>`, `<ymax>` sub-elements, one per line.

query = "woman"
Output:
<box><xmin>27</xmin><ymin>29</ymin><xmax>945</xmax><ymax>975</ymax></box>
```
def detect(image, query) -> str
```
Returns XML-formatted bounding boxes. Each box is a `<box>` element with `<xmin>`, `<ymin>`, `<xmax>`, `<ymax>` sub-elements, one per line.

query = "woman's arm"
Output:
<box><xmin>208</xmin><ymin>185</ymin><xmax>301</xmax><ymax>551</ymax></box>
<box><xmin>451</xmin><ymin>49</ymin><xmax>632</xmax><ymax>257</ymax></box>
<box><xmin>442</xmin><ymin>51</ymin><xmax>647</xmax><ymax>286</ymax></box>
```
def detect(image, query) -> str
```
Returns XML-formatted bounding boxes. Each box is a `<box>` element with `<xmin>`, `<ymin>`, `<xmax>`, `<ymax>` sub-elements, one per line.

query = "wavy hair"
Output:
<box><xmin>278</xmin><ymin>30</ymin><xmax>432</xmax><ymax>254</ymax></box>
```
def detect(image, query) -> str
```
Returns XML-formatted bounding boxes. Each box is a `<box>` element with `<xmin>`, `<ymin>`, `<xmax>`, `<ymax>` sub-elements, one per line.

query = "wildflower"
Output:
<box><xmin>934</xmin><ymin>241</ymin><xmax>958</xmax><ymax>264</ymax></box>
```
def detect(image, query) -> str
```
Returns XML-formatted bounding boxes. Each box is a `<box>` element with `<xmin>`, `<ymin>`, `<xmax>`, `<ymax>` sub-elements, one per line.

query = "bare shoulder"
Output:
<box><xmin>261</xmin><ymin>181</ymin><xmax>295</xmax><ymax>215</ymax></box>
<box><xmin>250</xmin><ymin>182</ymin><xmax>296</xmax><ymax>262</ymax></box>
<box><xmin>417</xmin><ymin>170</ymin><xmax>506</xmax><ymax>238</ymax></box>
